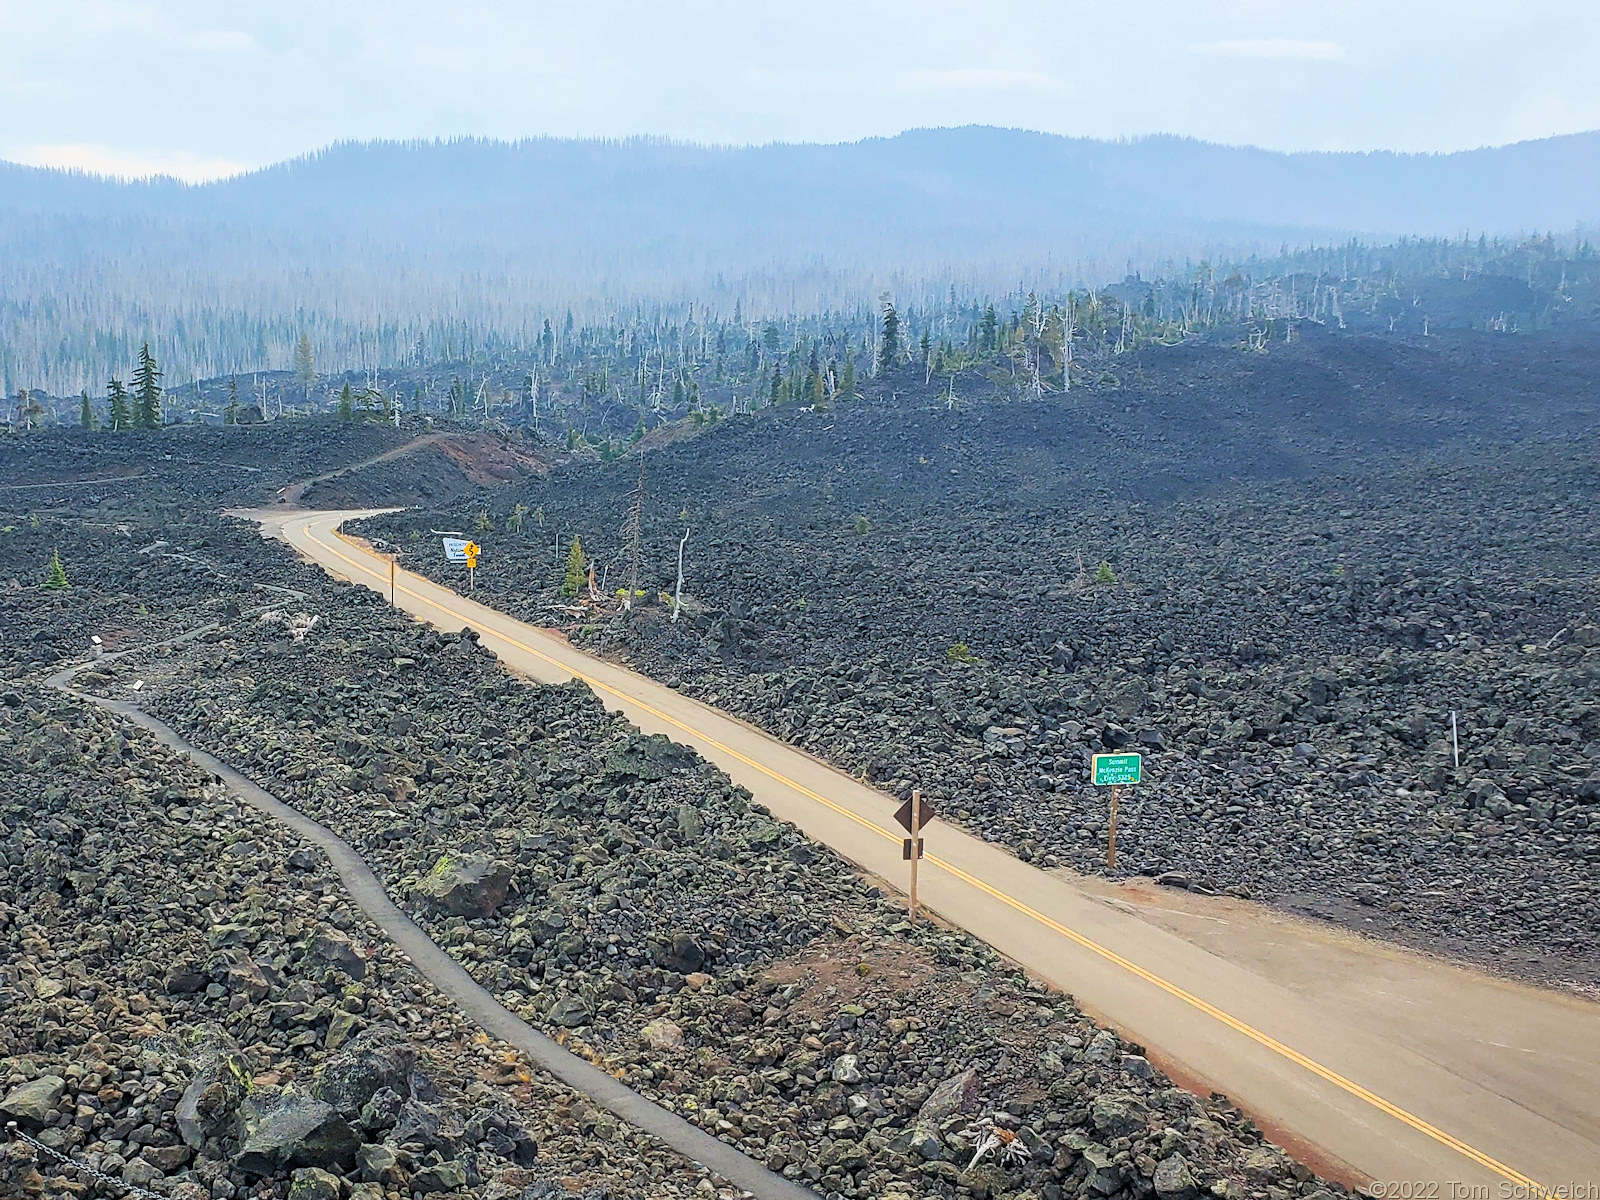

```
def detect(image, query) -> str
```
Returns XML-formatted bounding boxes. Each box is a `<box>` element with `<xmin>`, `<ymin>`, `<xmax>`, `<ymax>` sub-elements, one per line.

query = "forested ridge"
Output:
<box><xmin>3</xmin><ymin>127</ymin><xmax>1599</xmax><ymax>396</ymax></box>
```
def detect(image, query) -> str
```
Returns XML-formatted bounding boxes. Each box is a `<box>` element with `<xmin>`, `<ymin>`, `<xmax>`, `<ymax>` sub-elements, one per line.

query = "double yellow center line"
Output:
<box><xmin>308</xmin><ymin>520</ymin><xmax>1546</xmax><ymax>1194</ymax></box>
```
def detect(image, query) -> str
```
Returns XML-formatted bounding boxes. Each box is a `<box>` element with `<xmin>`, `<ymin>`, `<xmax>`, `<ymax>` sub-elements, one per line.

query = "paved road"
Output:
<box><xmin>248</xmin><ymin>506</ymin><xmax>1600</xmax><ymax>1194</ymax></box>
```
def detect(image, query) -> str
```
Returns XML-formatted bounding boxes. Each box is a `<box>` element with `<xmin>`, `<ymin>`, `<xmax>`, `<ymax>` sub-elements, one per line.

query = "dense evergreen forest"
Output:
<box><xmin>3</xmin><ymin>127</ymin><xmax>1598</xmax><ymax>398</ymax></box>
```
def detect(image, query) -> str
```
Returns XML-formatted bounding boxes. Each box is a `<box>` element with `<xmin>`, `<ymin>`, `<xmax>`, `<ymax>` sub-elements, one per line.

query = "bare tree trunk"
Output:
<box><xmin>1061</xmin><ymin>299</ymin><xmax>1077</xmax><ymax>392</ymax></box>
<box><xmin>672</xmin><ymin>528</ymin><xmax>689</xmax><ymax>623</ymax></box>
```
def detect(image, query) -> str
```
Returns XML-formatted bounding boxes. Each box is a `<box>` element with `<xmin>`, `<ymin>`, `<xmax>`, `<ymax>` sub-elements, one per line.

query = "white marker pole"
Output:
<box><xmin>1451</xmin><ymin>710</ymin><xmax>1459</xmax><ymax>770</ymax></box>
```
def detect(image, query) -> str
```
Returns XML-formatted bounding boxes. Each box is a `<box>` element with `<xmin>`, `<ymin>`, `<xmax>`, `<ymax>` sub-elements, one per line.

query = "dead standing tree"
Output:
<box><xmin>1058</xmin><ymin>297</ymin><xmax>1078</xmax><ymax>391</ymax></box>
<box><xmin>1023</xmin><ymin>293</ymin><xmax>1051</xmax><ymax>398</ymax></box>
<box><xmin>672</xmin><ymin>527</ymin><xmax>689</xmax><ymax>622</ymax></box>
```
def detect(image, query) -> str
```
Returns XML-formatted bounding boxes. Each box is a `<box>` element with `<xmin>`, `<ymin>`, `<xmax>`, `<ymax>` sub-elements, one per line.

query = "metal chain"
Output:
<box><xmin>5</xmin><ymin>1120</ymin><xmax>166</xmax><ymax>1200</ymax></box>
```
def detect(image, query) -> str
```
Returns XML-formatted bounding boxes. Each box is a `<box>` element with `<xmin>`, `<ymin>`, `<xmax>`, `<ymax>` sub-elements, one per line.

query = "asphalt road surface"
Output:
<box><xmin>243</xmin><ymin>505</ymin><xmax>1600</xmax><ymax>1195</ymax></box>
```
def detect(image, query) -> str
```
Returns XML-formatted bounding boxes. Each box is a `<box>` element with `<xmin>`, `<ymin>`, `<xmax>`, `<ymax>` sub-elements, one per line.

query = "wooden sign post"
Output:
<box><xmin>895</xmin><ymin>789</ymin><xmax>936</xmax><ymax>920</ymax></box>
<box><xmin>909</xmin><ymin>790</ymin><xmax>923</xmax><ymax>919</ymax></box>
<box><xmin>1108</xmin><ymin>786</ymin><xmax>1120</xmax><ymax>870</ymax></box>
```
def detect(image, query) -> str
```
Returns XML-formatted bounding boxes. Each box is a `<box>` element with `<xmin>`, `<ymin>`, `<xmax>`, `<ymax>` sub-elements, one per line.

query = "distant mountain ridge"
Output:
<box><xmin>6</xmin><ymin>126</ymin><xmax>1599</xmax><ymax>235</ymax></box>
<box><xmin>1</xmin><ymin>126</ymin><xmax>1597</xmax><ymax>394</ymax></box>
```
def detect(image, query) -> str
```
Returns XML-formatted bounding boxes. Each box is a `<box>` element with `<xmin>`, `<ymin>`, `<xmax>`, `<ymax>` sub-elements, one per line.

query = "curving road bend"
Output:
<box><xmin>246</xmin><ymin>506</ymin><xmax>1600</xmax><ymax>1195</ymax></box>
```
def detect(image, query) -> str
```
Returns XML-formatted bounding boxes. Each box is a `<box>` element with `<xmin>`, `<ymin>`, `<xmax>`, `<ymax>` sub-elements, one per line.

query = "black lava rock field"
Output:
<box><xmin>0</xmin><ymin>414</ymin><xmax>1345</xmax><ymax>1196</ymax></box>
<box><xmin>363</xmin><ymin>327</ymin><xmax>1600</xmax><ymax>988</ymax></box>
<box><xmin>0</xmin><ymin>686</ymin><xmax>705</xmax><ymax>1200</ymax></box>
<box><xmin>113</xmin><ymin>575</ymin><xmax>1337</xmax><ymax>1200</ymax></box>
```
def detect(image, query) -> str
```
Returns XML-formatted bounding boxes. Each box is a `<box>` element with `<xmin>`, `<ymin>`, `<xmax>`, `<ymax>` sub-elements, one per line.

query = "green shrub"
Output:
<box><xmin>854</xmin><ymin>515</ymin><xmax>871</xmax><ymax>536</ymax></box>
<box><xmin>1095</xmin><ymin>561</ymin><xmax>1115</xmax><ymax>585</ymax></box>
<box><xmin>947</xmin><ymin>642</ymin><xmax>976</xmax><ymax>663</ymax></box>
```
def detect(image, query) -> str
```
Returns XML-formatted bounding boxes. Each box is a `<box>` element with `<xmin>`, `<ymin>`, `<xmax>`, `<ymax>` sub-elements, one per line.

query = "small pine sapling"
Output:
<box><xmin>561</xmin><ymin>536</ymin><xmax>586</xmax><ymax>597</ymax></box>
<box><xmin>41</xmin><ymin>550</ymin><xmax>70</xmax><ymax>591</ymax></box>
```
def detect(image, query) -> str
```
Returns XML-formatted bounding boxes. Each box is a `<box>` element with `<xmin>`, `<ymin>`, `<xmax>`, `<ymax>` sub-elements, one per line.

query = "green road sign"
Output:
<box><xmin>1092</xmin><ymin>752</ymin><xmax>1142</xmax><ymax>786</ymax></box>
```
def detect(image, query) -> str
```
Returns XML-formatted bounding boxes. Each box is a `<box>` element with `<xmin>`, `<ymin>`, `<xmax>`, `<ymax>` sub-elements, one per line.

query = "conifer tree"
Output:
<box><xmin>106</xmin><ymin>377</ymin><xmax>132</xmax><ymax>431</ymax></box>
<box><xmin>79</xmin><ymin>390</ymin><xmax>94</xmax><ymax>430</ymax></box>
<box><xmin>876</xmin><ymin>298</ymin><xmax>902</xmax><ymax>374</ymax></box>
<box><xmin>337</xmin><ymin>383</ymin><xmax>354</xmax><ymax>421</ymax></box>
<box><xmin>840</xmin><ymin>355</ymin><xmax>855</xmax><ymax>399</ymax></box>
<box><xmin>132</xmin><ymin>344</ymin><xmax>163</xmax><ymax>428</ymax></box>
<box><xmin>294</xmin><ymin>334</ymin><xmax>317</xmax><ymax>396</ymax></box>
<box><xmin>561</xmin><ymin>536</ymin><xmax>586</xmax><ymax>596</ymax></box>
<box><xmin>41</xmin><ymin>550</ymin><xmax>70</xmax><ymax>591</ymax></box>
<box><xmin>980</xmin><ymin>304</ymin><xmax>999</xmax><ymax>351</ymax></box>
<box><xmin>225</xmin><ymin>376</ymin><xmax>240</xmax><ymax>425</ymax></box>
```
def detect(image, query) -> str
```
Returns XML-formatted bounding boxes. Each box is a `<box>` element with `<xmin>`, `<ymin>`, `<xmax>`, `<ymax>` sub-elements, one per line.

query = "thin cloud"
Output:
<box><xmin>1187</xmin><ymin>39</ymin><xmax>1346</xmax><ymax>61</ymax></box>
<box><xmin>16</xmin><ymin>144</ymin><xmax>250</xmax><ymax>183</ymax></box>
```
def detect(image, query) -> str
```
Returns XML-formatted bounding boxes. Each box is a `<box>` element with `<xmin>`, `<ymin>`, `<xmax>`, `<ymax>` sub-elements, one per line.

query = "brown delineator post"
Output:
<box><xmin>1108</xmin><ymin>785</ymin><xmax>1120</xmax><ymax>871</ymax></box>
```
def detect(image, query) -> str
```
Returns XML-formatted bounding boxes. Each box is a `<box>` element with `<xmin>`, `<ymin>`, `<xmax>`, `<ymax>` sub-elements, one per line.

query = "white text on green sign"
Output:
<box><xmin>1092</xmin><ymin>753</ymin><xmax>1142</xmax><ymax>786</ymax></box>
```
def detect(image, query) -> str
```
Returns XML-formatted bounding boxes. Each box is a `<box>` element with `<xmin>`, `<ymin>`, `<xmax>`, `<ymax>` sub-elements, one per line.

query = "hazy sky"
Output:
<box><xmin>4</xmin><ymin>0</ymin><xmax>1599</xmax><ymax>181</ymax></box>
